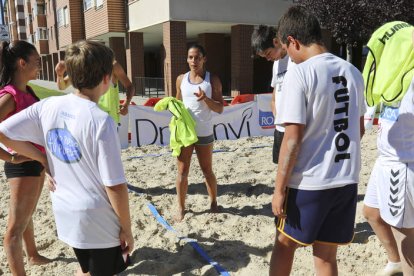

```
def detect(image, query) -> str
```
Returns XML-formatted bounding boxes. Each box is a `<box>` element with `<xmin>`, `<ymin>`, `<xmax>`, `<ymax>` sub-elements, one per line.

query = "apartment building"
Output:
<box><xmin>5</xmin><ymin>0</ymin><xmax>323</xmax><ymax>96</ymax></box>
<box><xmin>4</xmin><ymin>0</ymin><xmax>26</xmax><ymax>41</ymax></box>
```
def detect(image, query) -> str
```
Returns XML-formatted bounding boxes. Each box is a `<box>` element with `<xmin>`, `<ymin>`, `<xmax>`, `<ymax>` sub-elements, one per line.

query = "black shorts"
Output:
<box><xmin>4</xmin><ymin>160</ymin><xmax>44</xmax><ymax>179</ymax></box>
<box><xmin>273</xmin><ymin>129</ymin><xmax>284</xmax><ymax>164</ymax></box>
<box><xmin>73</xmin><ymin>245</ymin><xmax>129</xmax><ymax>276</ymax></box>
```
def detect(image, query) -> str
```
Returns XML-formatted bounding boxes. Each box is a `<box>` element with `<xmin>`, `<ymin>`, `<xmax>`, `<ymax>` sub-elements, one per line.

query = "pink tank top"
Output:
<box><xmin>0</xmin><ymin>84</ymin><xmax>45</xmax><ymax>153</ymax></box>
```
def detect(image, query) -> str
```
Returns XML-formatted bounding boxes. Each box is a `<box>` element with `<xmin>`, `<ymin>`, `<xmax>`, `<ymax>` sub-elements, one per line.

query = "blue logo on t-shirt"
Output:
<box><xmin>46</xmin><ymin>126</ymin><xmax>82</xmax><ymax>163</ymax></box>
<box><xmin>380</xmin><ymin>105</ymin><xmax>399</xmax><ymax>122</ymax></box>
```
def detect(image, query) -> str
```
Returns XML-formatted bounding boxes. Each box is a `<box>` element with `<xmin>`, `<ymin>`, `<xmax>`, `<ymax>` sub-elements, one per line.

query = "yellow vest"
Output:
<box><xmin>363</xmin><ymin>21</ymin><xmax>414</xmax><ymax>106</ymax></box>
<box><xmin>99</xmin><ymin>82</ymin><xmax>120</xmax><ymax>123</ymax></box>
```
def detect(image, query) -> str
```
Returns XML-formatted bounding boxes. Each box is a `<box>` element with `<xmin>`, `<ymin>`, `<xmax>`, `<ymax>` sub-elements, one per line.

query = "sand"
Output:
<box><xmin>0</xmin><ymin>129</ymin><xmax>390</xmax><ymax>276</ymax></box>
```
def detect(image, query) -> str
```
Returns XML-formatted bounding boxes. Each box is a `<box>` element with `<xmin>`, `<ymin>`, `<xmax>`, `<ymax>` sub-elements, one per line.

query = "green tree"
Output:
<box><xmin>298</xmin><ymin>0</ymin><xmax>414</xmax><ymax>64</ymax></box>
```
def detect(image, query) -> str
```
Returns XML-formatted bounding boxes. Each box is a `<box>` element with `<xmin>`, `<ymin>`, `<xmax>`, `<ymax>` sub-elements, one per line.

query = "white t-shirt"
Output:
<box><xmin>0</xmin><ymin>94</ymin><xmax>126</xmax><ymax>249</ymax></box>
<box><xmin>377</xmin><ymin>77</ymin><xmax>414</xmax><ymax>163</ymax></box>
<box><xmin>271</xmin><ymin>55</ymin><xmax>295</xmax><ymax>132</ymax></box>
<box><xmin>181</xmin><ymin>71</ymin><xmax>213</xmax><ymax>137</ymax></box>
<box><xmin>276</xmin><ymin>53</ymin><xmax>366</xmax><ymax>190</ymax></box>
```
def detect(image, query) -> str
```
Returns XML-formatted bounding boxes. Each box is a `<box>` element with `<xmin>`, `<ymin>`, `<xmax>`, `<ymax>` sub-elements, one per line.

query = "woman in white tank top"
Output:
<box><xmin>175</xmin><ymin>44</ymin><xmax>224</xmax><ymax>221</ymax></box>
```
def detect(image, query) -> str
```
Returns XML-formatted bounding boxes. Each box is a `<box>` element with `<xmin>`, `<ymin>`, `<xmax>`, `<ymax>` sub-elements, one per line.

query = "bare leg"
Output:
<box><xmin>175</xmin><ymin>145</ymin><xmax>194</xmax><ymax>221</ymax></box>
<box><xmin>4</xmin><ymin>176</ymin><xmax>44</xmax><ymax>275</ymax></box>
<box><xmin>363</xmin><ymin>205</ymin><xmax>401</xmax><ymax>263</ymax></box>
<box><xmin>23</xmin><ymin>173</ymin><xmax>51</xmax><ymax>266</ymax></box>
<box><xmin>391</xmin><ymin>227</ymin><xmax>414</xmax><ymax>275</ymax></box>
<box><xmin>313</xmin><ymin>242</ymin><xmax>338</xmax><ymax>276</ymax></box>
<box><xmin>195</xmin><ymin>144</ymin><xmax>218</xmax><ymax>212</ymax></box>
<box><xmin>269</xmin><ymin>233</ymin><xmax>298</xmax><ymax>276</ymax></box>
<box><xmin>75</xmin><ymin>267</ymin><xmax>90</xmax><ymax>276</ymax></box>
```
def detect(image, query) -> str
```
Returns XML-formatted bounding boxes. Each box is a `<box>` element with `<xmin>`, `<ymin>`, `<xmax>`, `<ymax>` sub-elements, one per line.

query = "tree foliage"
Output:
<box><xmin>298</xmin><ymin>0</ymin><xmax>414</xmax><ymax>46</ymax></box>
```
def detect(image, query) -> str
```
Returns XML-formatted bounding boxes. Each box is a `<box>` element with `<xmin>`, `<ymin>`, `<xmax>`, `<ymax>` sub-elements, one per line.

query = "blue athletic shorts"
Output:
<box><xmin>276</xmin><ymin>184</ymin><xmax>357</xmax><ymax>245</ymax></box>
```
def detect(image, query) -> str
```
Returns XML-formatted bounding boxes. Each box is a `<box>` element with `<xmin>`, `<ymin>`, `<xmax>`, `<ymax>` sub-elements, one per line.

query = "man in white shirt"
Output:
<box><xmin>251</xmin><ymin>25</ymin><xmax>294</xmax><ymax>164</ymax></box>
<box><xmin>270</xmin><ymin>6</ymin><xmax>366</xmax><ymax>276</ymax></box>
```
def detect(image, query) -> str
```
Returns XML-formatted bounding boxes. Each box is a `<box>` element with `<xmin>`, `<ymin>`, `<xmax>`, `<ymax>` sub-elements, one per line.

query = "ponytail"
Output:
<box><xmin>0</xmin><ymin>40</ymin><xmax>37</xmax><ymax>88</ymax></box>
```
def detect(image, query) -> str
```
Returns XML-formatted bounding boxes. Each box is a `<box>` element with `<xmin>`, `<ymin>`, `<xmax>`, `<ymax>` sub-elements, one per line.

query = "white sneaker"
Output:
<box><xmin>376</xmin><ymin>261</ymin><xmax>403</xmax><ymax>276</ymax></box>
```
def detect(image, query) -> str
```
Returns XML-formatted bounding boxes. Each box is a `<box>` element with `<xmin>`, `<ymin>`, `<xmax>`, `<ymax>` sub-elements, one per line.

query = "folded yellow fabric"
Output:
<box><xmin>154</xmin><ymin>97</ymin><xmax>198</xmax><ymax>156</ymax></box>
<box><xmin>363</xmin><ymin>21</ymin><xmax>414</xmax><ymax>106</ymax></box>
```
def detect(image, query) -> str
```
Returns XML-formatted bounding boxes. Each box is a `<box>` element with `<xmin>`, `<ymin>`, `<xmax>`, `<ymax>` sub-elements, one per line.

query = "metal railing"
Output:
<box><xmin>134</xmin><ymin>77</ymin><xmax>165</xmax><ymax>98</ymax></box>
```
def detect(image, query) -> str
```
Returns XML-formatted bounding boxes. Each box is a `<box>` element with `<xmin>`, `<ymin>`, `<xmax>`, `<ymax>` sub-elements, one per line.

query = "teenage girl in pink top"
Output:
<box><xmin>0</xmin><ymin>41</ymin><xmax>51</xmax><ymax>275</ymax></box>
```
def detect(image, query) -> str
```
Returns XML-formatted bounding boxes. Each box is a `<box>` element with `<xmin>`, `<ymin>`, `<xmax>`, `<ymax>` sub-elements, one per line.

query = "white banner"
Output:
<box><xmin>256</xmin><ymin>93</ymin><xmax>275</xmax><ymax>136</ymax></box>
<box><xmin>118</xmin><ymin>114</ymin><xmax>129</xmax><ymax>149</ymax></box>
<box><xmin>129</xmin><ymin>101</ymin><xmax>270</xmax><ymax>147</ymax></box>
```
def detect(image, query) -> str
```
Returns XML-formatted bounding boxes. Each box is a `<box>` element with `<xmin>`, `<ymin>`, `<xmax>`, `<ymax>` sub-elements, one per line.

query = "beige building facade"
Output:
<box><xmin>4</xmin><ymin>0</ymin><xmax>301</xmax><ymax>96</ymax></box>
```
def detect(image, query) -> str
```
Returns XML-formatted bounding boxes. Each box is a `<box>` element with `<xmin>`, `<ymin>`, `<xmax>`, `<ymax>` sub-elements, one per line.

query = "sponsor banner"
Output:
<box><xmin>129</xmin><ymin>101</ymin><xmax>267</xmax><ymax>147</ymax></box>
<box><xmin>256</xmin><ymin>93</ymin><xmax>275</xmax><ymax>136</ymax></box>
<box><xmin>212</xmin><ymin>101</ymin><xmax>259</xmax><ymax>140</ymax></box>
<box><xmin>129</xmin><ymin>105</ymin><xmax>171</xmax><ymax>147</ymax></box>
<box><xmin>118</xmin><ymin>114</ymin><xmax>129</xmax><ymax>149</ymax></box>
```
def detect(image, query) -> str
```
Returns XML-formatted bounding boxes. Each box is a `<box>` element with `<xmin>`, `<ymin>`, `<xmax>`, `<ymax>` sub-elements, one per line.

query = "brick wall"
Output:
<box><xmin>163</xmin><ymin>21</ymin><xmax>187</xmax><ymax>97</ymax></box>
<box><xmin>109</xmin><ymin>36</ymin><xmax>127</xmax><ymax>75</ymax></box>
<box><xmin>231</xmin><ymin>24</ymin><xmax>253</xmax><ymax>95</ymax></box>
<box><xmin>126</xmin><ymin>32</ymin><xmax>145</xmax><ymax>94</ymax></box>
<box><xmin>198</xmin><ymin>33</ymin><xmax>230</xmax><ymax>95</ymax></box>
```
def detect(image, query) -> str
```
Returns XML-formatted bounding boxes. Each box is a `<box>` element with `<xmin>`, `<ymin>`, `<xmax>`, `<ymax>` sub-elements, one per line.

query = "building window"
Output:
<box><xmin>95</xmin><ymin>0</ymin><xmax>103</xmax><ymax>8</ymax></box>
<box><xmin>63</xmin><ymin>6</ymin><xmax>69</xmax><ymax>25</ymax></box>
<box><xmin>34</xmin><ymin>3</ymin><xmax>45</xmax><ymax>15</ymax></box>
<box><xmin>36</xmin><ymin>27</ymin><xmax>48</xmax><ymax>40</ymax></box>
<box><xmin>25</xmin><ymin>14</ymin><xmax>32</xmax><ymax>25</ymax></box>
<box><xmin>83</xmin><ymin>0</ymin><xmax>93</xmax><ymax>11</ymax></box>
<box><xmin>50</xmin><ymin>26</ymin><xmax>53</xmax><ymax>40</ymax></box>
<box><xmin>57</xmin><ymin>8</ymin><xmax>63</xmax><ymax>27</ymax></box>
<box><xmin>57</xmin><ymin>6</ymin><xmax>68</xmax><ymax>27</ymax></box>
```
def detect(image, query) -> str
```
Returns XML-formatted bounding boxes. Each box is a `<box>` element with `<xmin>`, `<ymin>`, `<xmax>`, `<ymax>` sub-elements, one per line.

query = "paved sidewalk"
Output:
<box><xmin>30</xmin><ymin>79</ymin><xmax>150</xmax><ymax>105</ymax></box>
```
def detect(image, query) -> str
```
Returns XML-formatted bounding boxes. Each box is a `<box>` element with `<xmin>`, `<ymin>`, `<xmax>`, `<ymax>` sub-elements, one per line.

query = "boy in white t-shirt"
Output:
<box><xmin>251</xmin><ymin>25</ymin><xmax>294</xmax><ymax>164</ymax></box>
<box><xmin>0</xmin><ymin>40</ymin><xmax>134</xmax><ymax>276</ymax></box>
<box><xmin>270</xmin><ymin>6</ymin><xmax>366</xmax><ymax>276</ymax></box>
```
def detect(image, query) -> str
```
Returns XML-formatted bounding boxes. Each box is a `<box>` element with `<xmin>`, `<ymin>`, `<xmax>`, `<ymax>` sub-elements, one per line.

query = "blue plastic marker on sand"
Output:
<box><xmin>146</xmin><ymin>203</ymin><xmax>230</xmax><ymax>276</ymax></box>
<box><xmin>127</xmin><ymin>184</ymin><xmax>230</xmax><ymax>276</ymax></box>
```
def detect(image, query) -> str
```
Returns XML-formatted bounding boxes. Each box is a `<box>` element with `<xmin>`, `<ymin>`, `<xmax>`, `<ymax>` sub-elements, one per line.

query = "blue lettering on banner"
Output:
<box><xmin>46</xmin><ymin>126</ymin><xmax>82</xmax><ymax>163</ymax></box>
<box><xmin>259</xmin><ymin>110</ymin><xmax>275</xmax><ymax>129</ymax></box>
<box><xmin>380</xmin><ymin>105</ymin><xmax>399</xmax><ymax>122</ymax></box>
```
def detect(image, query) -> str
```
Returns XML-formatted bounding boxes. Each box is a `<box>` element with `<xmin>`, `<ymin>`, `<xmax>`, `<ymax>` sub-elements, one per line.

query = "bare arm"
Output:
<box><xmin>272</xmin><ymin>123</ymin><xmax>304</xmax><ymax>217</ymax></box>
<box><xmin>113</xmin><ymin>62</ymin><xmax>135</xmax><ymax>116</ymax></box>
<box><xmin>55</xmin><ymin>61</ymin><xmax>71</xmax><ymax>90</ymax></box>
<box><xmin>176</xmin><ymin>74</ymin><xmax>184</xmax><ymax>100</ymax></box>
<box><xmin>195</xmin><ymin>74</ymin><xmax>224</xmax><ymax>114</ymax></box>
<box><xmin>105</xmin><ymin>184</ymin><xmax>134</xmax><ymax>254</ymax></box>
<box><xmin>0</xmin><ymin>95</ymin><xmax>32</xmax><ymax>164</ymax></box>
<box><xmin>359</xmin><ymin>116</ymin><xmax>365</xmax><ymax>139</ymax></box>
<box><xmin>0</xmin><ymin>93</ymin><xmax>16</xmax><ymax>121</ymax></box>
<box><xmin>0</xmin><ymin>132</ymin><xmax>47</xmax><ymax>165</ymax></box>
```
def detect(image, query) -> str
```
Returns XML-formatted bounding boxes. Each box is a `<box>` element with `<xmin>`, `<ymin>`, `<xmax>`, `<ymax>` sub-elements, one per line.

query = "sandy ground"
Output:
<box><xmin>0</xmin><ymin>129</ymin><xmax>394</xmax><ymax>276</ymax></box>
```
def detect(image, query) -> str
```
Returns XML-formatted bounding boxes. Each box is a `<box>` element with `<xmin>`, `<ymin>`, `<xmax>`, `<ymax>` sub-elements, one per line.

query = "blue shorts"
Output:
<box><xmin>276</xmin><ymin>184</ymin><xmax>357</xmax><ymax>245</ymax></box>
